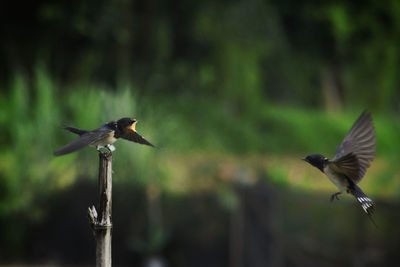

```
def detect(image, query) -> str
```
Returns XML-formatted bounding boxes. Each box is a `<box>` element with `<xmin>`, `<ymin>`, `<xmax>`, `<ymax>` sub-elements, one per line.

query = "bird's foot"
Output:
<box><xmin>330</xmin><ymin>192</ymin><xmax>342</xmax><ymax>202</ymax></box>
<box><xmin>95</xmin><ymin>145</ymin><xmax>113</xmax><ymax>157</ymax></box>
<box><xmin>106</xmin><ymin>144</ymin><xmax>115</xmax><ymax>152</ymax></box>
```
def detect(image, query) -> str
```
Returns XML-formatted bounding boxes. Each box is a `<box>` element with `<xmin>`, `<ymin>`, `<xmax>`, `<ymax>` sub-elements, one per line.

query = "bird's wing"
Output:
<box><xmin>54</xmin><ymin>129</ymin><xmax>113</xmax><ymax>156</ymax></box>
<box><xmin>331</xmin><ymin>153</ymin><xmax>360</xmax><ymax>180</ymax></box>
<box><xmin>333</xmin><ymin>111</ymin><xmax>376</xmax><ymax>183</ymax></box>
<box><xmin>119</xmin><ymin>128</ymin><xmax>155</xmax><ymax>147</ymax></box>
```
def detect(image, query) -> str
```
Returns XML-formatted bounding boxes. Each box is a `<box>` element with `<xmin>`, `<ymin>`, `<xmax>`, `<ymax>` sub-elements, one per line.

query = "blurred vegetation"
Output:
<box><xmin>1</xmin><ymin>0</ymin><xmax>400</xmax><ymax>265</ymax></box>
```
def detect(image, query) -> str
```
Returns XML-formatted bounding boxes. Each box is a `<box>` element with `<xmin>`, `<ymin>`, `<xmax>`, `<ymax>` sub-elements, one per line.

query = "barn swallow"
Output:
<box><xmin>54</xmin><ymin>118</ymin><xmax>154</xmax><ymax>156</ymax></box>
<box><xmin>302</xmin><ymin>111</ymin><xmax>376</xmax><ymax>219</ymax></box>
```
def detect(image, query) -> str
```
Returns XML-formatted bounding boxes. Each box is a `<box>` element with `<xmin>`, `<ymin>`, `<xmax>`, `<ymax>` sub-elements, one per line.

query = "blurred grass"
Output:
<box><xmin>0</xmin><ymin>69</ymin><xmax>399</xmax><ymax>218</ymax></box>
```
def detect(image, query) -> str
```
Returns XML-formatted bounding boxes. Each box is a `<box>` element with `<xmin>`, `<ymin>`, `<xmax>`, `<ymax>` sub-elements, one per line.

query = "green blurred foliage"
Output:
<box><xmin>0</xmin><ymin>69</ymin><xmax>399</xmax><ymax>218</ymax></box>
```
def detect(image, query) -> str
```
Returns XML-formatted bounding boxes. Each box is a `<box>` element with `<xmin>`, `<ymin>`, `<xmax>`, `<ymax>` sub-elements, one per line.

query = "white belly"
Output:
<box><xmin>323</xmin><ymin>166</ymin><xmax>348</xmax><ymax>192</ymax></box>
<box><xmin>91</xmin><ymin>133</ymin><xmax>118</xmax><ymax>147</ymax></box>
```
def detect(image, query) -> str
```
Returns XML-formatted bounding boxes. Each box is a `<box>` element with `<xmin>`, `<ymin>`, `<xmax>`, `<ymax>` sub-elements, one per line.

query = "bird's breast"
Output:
<box><xmin>92</xmin><ymin>132</ymin><xmax>118</xmax><ymax>146</ymax></box>
<box><xmin>324</xmin><ymin>165</ymin><xmax>349</xmax><ymax>192</ymax></box>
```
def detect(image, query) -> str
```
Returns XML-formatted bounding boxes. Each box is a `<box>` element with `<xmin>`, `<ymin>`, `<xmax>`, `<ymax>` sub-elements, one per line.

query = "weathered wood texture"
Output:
<box><xmin>88</xmin><ymin>151</ymin><xmax>113</xmax><ymax>267</ymax></box>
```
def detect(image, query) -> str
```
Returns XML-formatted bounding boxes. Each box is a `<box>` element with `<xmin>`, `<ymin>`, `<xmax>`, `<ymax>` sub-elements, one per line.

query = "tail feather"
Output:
<box><xmin>63</xmin><ymin>126</ymin><xmax>87</xmax><ymax>136</ymax></box>
<box><xmin>350</xmin><ymin>184</ymin><xmax>377</xmax><ymax>227</ymax></box>
<box><xmin>350</xmin><ymin>184</ymin><xmax>375</xmax><ymax>215</ymax></box>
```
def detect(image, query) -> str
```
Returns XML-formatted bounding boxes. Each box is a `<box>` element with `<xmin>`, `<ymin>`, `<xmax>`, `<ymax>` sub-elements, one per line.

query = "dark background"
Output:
<box><xmin>0</xmin><ymin>0</ymin><xmax>400</xmax><ymax>266</ymax></box>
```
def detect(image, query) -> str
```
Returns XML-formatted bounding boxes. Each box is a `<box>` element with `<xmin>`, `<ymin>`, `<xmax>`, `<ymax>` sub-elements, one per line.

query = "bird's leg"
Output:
<box><xmin>330</xmin><ymin>192</ymin><xmax>342</xmax><ymax>202</ymax></box>
<box><xmin>106</xmin><ymin>144</ymin><xmax>115</xmax><ymax>152</ymax></box>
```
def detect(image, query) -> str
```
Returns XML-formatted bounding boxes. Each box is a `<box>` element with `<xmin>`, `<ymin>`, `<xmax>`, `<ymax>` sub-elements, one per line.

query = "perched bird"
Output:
<box><xmin>303</xmin><ymin>111</ymin><xmax>376</xmax><ymax>218</ymax></box>
<box><xmin>54</xmin><ymin>118</ymin><xmax>154</xmax><ymax>156</ymax></box>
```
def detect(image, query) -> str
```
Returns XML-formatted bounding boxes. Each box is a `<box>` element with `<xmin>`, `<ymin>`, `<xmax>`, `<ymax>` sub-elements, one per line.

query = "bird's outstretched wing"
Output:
<box><xmin>333</xmin><ymin>111</ymin><xmax>376</xmax><ymax>183</ymax></box>
<box><xmin>330</xmin><ymin>153</ymin><xmax>360</xmax><ymax>179</ymax></box>
<box><xmin>54</xmin><ymin>128</ymin><xmax>113</xmax><ymax>156</ymax></box>
<box><xmin>119</xmin><ymin>128</ymin><xmax>155</xmax><ymax>147</ymax></box>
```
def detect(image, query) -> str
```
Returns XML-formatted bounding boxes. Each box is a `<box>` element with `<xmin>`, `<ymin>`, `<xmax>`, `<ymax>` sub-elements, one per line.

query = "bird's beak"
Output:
<box><xmin>129</xmin><ymin>121</ymin><xmax>137</xmax><ymax>131</ymax></box>
<box><xmin>302</xmin><ymin>157</ymin><xmax>307</xmax><ymax>162</ymax></box>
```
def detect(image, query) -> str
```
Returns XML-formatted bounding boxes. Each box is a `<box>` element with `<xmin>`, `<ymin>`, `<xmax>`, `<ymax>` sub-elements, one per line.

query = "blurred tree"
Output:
<box><xmin>1</xmin><ymin>0</ymin><xmax>400</xmax><ymax>110</ymax></box>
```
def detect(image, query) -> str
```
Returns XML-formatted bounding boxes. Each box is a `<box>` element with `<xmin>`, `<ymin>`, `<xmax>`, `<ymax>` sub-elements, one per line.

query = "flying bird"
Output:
<box><xmin>303</xmin><ymin>111</ymin><xmax>376</xmax><ymax>219</ymax></box>
<box><xmin>54</xmin><ymin>118</ymin><xmax>154</xmax><ymax>156</ymax></box>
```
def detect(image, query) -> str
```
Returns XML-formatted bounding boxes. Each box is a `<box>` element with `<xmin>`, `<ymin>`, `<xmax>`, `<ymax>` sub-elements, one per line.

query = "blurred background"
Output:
<box><xmin>1</xmin><ymin>0</ymin><xmax>400</xmax><ymax>266</ymax></box>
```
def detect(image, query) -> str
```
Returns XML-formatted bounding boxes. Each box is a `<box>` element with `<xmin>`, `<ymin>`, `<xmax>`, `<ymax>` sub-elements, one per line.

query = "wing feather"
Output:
<box><xmin>120</xmin><ymin>128</ymin><xmax>155</xmax><ymax>147</ymax></box>
<box><xmin>333</xmin><ymin>111</ymin><xmax>376</xmax><ymax>183</ymax></box>
<box><xmin>54</xmin><ymin>129</ymin><xmax>113</xmax><ymax>156</ymax></box>
<box><xmin>331</xmin><ymin>153</ymin><xmax>360</xmax><ymax>180</ymax></box>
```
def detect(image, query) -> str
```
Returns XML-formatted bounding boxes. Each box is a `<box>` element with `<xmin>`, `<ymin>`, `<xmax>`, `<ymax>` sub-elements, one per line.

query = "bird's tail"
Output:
<box><xmin>63</xmin><ymin>126</ymin><xmax>87</xmax><ymax>136</ymax></box>
<box><xmin>350</xmin><ymin>184</ymin><xmax>377</xmax><ymax>227</ymax></box>
<box><xmin>350</xmin><ymin>184</ymin><xmax>375</xmax><ymax>215</ymax></box>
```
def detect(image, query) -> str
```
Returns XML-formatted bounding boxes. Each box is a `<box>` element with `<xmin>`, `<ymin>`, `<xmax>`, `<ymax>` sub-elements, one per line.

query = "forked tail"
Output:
<box><xmin>350</xmin><ymin>184</ymin><xmax>377</xmax><ymax>227</ymax></box>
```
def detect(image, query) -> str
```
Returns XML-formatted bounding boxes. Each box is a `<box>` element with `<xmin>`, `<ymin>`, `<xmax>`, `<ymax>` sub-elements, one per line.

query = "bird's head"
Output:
<box><xmin>117</xmin><ymin>118</ymin><xmax>138</xmax><ymax>132</ymax></box>
<box><xmin>302</xmin><ymin>154</ymin><xmax>328</xmax><ymax>172</ymax></box>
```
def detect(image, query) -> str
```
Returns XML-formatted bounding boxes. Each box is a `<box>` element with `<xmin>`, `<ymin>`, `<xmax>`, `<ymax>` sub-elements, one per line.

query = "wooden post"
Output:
<box><xmin>88</xmin><ymin>151</ymin><xmax>113</xmax><ymax>267</ymax></box>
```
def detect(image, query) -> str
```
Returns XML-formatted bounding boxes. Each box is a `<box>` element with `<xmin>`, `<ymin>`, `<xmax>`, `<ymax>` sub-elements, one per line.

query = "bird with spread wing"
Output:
<box><xmin>54</xmin><ymin>118</ymin><xmax>154</xmax><ymax>156</ymax></box>
<box><xmin>303</xmin><ymin>111</ymin><xmax>376</xmax><ymax>219</ymax></box>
